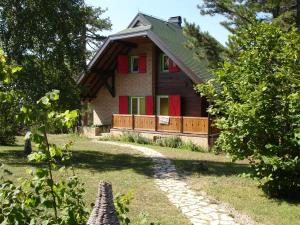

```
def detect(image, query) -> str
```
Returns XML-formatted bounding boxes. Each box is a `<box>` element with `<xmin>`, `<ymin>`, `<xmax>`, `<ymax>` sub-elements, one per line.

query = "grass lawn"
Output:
<box><xmin>0</xmin><ymin>135</ymin><xmax>190</xmax><ymax>225</ymax></box>
<box><xmin>149</xmin><ymin>145</ymin><xmax>300</xmax><ymax>225</ymax></box>
<box><xmin>1</xmin><ymin>135</ymin><xmax>299</xmax><ymax>225</ymax></box>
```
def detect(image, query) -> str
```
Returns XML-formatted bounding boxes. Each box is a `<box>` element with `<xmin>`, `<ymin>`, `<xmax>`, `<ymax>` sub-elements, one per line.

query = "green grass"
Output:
<box><xmin>2</xmin><ymin>135</ymin><xmax>299</xmax><ymax>225</ymax></box>
<box><xmin>150</xmin><ymin>145</ymin><xmax>300</xmax><ymax>225</ymax></box>
<box><xmin>0</xmin><ymin>135</ymin><xmax>190</xmax><ymax>225</ymax></box>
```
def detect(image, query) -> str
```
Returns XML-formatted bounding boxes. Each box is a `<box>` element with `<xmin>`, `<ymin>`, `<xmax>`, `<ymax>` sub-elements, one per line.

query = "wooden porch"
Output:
<box><xmin>112</xmin><ymin>114</ymin><xmax>215</xmax><ymax>135</ymax></box>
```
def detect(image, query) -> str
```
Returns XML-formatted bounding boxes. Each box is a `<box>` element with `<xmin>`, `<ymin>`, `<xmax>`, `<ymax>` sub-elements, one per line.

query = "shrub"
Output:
<box><xmin>197</xmin><ymin>21</ymin><xmax>300</xmax><ymax>197</ymax></box>
<box><xmin>182</xmin><ymin>141</ymin><xmax>205</xmax><ymax>152</ymax></box>
<box><xmin>119</xmin><ymin>131</ymin><xmax>150</xmax><ymax>144</ymax></box>
<box><xmin>155</xmin><ymin>136</ymin><xmax>183</xmax><ymax>148</ymax></box>
<box><xmin>1</xmin><ymin>90</ymin><xmax>88</xmax><ymax>224</ymax></box>
<box><xmin>114</xmin><ymin>192</ymin><xmax>133</xmax><ymax>225</ymax></box>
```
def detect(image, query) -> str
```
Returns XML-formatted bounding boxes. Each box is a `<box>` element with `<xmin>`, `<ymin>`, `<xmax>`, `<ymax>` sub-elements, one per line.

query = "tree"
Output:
<box><xmin>198</xmin><ymin>0</ymin><xmax>300</xmax><ymax>32</ymax></box>
<box><xmin>1</xmin><ymin>90</ymin><xmax>88</xmax><ymax>224</ymax></box>
<box><xmin>184</xmin><ymin>1</ymin><xmax>300</xmax><ymax>68</ymax></box>
<box><xmin>0</xmin><ymin>50</ymin><xmax>21</xmax><ymax>145</ymax></box>
<box><xmin>197</xmin><ymin>21</ymin><xmax>300</xmax><ymax>196</ymax></box>
<box><xmin>0</xmin><ymin>0</ymin><xmax>111</xmax><ymax>110</ymax></box>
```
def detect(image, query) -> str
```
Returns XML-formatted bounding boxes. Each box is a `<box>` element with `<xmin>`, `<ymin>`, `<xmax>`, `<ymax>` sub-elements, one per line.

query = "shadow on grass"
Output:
<box><xmin>1</xmin><ymin>147</ymin><xmax>299</xmax><ymax>203</ymax></box>
<box><xmin>0</xmin><ymin>148</ymin><xmax>251</xmax><ymax>178</ymax></box>
<box><xmin>172</xmin><ymin>159</ymin><xmax>253</xmax><ymax>177</ymax></box>
<box><xmin>69</xmin><ymin>150</ymin><xmax>154</xmax><ymax>177</ymax></box>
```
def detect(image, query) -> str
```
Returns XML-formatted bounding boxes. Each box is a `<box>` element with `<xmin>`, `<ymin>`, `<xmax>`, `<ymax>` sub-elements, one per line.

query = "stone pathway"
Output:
<box><xmin>97</xmin><ymin>141</ymin><xmax>240</xmax><ymax>225</ymax></box>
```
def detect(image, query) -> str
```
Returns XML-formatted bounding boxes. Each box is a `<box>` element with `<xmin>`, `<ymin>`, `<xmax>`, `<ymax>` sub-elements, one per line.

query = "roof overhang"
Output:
<box><xmin>77</xmin><ymin>30</ymin><xmax>149</xmax><ymax>85</ymax></box>
<box><xmin>77</xmin><ymin>29</ymin><xmax>202</xmax><ymax>86</ymax></box>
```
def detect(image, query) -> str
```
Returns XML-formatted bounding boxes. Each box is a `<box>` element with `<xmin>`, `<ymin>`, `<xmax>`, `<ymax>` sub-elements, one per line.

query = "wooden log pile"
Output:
<box><xmin>87</xmin><ymin>181</ymin><xmax>120</xmax><ymax>225</ymax></box>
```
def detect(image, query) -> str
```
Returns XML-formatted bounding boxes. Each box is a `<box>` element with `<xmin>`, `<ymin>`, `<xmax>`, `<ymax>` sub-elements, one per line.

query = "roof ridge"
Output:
<box><xmin>138</xmin><ymin>12</ymin><xmax>169</xmax><ymax>23</ymax></box>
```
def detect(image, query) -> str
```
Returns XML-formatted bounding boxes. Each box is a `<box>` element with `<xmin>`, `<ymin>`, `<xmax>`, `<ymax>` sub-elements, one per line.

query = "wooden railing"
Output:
<box><xmin>112</xmin><ymin>114</ymin><xmax>210</xmax><ymax>135</ymax></box>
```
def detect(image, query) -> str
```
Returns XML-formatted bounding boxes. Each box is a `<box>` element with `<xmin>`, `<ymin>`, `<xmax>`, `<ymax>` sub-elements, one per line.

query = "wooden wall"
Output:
<box><xmin>155</xmin><ymin>48</ymin><xmax>208</xmax><ymax>117</ymax></box>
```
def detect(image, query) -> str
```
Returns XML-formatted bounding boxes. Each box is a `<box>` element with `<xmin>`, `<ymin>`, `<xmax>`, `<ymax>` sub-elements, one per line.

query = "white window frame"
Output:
<box><xmin>161</xmin><ymin>54</ymin><xmax>169</xmax><ymax>72</ymax></box>
<box><xmin>130</xmin><ymin>55</ymin><xmax>139</xmax><ymax>73</ymax></box>
<box><xmin>156</xmin><ymin>95</ymin><xmax>169</xmax><ymax>115</ymax></box>
<box><xmin>131</xmin><ymin>97</ymin><xmax>145</xmax><ymax>115</ymax></box>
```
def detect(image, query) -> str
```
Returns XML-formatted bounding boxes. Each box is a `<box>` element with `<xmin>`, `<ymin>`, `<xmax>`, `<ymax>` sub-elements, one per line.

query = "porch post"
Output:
<box><xmin>208</xmin><ymin>113</ymin><xmax>212</xmax><ymax>147</ymax></box>
<box><xmin>132</xmin><ymin>114</ymin><xmax>135</xmax><ymax>130</ymax></box>
<box><xmin>180</xmin><ymin>116</ymin><xmax>183</xmax><ymax>133</ymax></box>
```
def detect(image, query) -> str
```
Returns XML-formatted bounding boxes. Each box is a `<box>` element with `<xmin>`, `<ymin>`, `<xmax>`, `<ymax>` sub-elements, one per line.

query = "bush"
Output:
<box><xmin>197</xmin><ymin>21</ymin><xmax>300</xmax><ymax>197</ymax></box>
<box><xmin>182</xmin><ymin>141</ymin><xmax>205</xmax><ymax>152</ymax></box>
<box><xmin>119</xmin><ymin>131</ymin><xmax>150</xmax><ymax>144</ymax></box>
<box><xmin>155</xmin><ymin>136</ymin><xmax>183</xmax><ymax>148</ymax></box>
<box><xmin>1</xmin><ymin>90</ymin><xmax>88</xmax><ymax>224</ymax></box>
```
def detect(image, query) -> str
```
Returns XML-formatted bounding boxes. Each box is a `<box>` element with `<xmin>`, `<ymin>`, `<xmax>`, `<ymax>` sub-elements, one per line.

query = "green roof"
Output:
<box><xmin>141</xmin><ymin>14</ymin><xmax>211</xmax><ymax>81</ymax></box>
<box><xmin>81</xmin><ymin>13</ymin><xmax>213</xmax><ymax>84</ymax></box>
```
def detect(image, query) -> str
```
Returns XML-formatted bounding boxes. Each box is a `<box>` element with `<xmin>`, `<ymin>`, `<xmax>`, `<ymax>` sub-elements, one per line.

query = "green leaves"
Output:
<box><xmin>197</xmin><ymin>21</ymin><xmax>300</xmax><ymax>196</ymax></box>
<box><xmin>114</xmin><ymin>192</ymin><xmax>133</xmax><ymax>225</ymax></box>
<box><xmin>1</xmin><ymin>88</ymin><xmax>88</xmax><ymax>224</ymax></box>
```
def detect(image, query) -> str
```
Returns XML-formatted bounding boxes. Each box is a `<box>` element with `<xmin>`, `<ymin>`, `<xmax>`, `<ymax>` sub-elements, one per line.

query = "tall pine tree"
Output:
<box><xmin>184</xmin><ymin>0</ymin><xmax>300</xmax><ymax>67</ymax></box>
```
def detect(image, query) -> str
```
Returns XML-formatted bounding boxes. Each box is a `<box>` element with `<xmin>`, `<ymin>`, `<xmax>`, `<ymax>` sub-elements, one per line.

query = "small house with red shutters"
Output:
<box><xmin>78</xmin><ymin>13</ymin><xmax>217</xmax><ymax>148</ymax></box>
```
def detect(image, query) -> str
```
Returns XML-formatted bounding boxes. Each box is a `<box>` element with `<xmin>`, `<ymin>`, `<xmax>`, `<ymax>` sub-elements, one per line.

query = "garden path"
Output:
<box><xmin>96</xmin><ymin>141</ymin><xmax>240</xmax><ymax>225</ymax></box>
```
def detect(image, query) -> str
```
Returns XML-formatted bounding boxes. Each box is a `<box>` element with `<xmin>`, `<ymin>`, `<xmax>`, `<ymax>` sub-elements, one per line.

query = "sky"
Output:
<box><xmin>85</xmin><ymin>0</ymin><xmax>230</xmax><ymax>46</ymax></box>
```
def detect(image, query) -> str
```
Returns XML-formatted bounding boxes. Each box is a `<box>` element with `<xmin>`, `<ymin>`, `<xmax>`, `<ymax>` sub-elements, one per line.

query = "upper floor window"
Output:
<box><xmin>130</xmin><ymin>56</ymin><xmax>139</xmax><ymax>73</ymax></box>
<box><xmin>117</xmin><ymin>54</ymin><xmax>147</xmax><ymax>74</ymax></box>
<box><xmin>160</xmin><ymin>54</ymin><xmax>169</xmax><ymax>72</ymax></box>
<box><xmin>160</xmin><ymin>53</ymin><xmax>180</xmax><ymax>73</ymax></box>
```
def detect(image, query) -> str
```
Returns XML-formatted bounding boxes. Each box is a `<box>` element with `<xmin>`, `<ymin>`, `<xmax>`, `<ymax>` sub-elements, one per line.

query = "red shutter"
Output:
<box><xmin>168</xmin><ymin>59</ymin><xmax>180</xmax><ymax>73</ymax></box>
<box><xmin>169</xmin><ymin>95</ymin><xmax>181</xmax><ymax>116</ymax></box>
<box><xmin>138</xmin><ymin>54</ymin><xmax>147</xmax><ymax>73</ymax></box>
<box><xmin>146</xmin><ymin>96</ymin><xmax>154</xmax><ymax>115</ymax></box>
<box><xmin>119</xmin><ymin>96</ymin><xmax>128</xmax><ymax>114</ymax></box>
<box><xmin>117</xmin><ymin>55</ymin><xmax>128</xmax><ymax>74</ymax></box>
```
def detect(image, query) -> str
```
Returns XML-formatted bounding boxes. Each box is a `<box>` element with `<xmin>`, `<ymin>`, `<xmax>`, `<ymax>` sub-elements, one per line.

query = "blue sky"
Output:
<box><xmin>85</xmin><ymin>0</ymin><xmax>230</xmax><ymax>45</ymax></box>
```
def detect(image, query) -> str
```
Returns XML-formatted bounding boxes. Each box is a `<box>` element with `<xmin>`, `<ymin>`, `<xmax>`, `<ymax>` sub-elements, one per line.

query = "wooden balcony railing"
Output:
<box><xmin>112</xmin><ymin>114</ymin><xmax>211</xmax><ymax>135</ymax></box>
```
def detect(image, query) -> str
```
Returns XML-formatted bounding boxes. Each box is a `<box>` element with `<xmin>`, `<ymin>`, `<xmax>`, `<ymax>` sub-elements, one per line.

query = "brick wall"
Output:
<box><xmin>92</xmin><ymin>42</ymin><xmax>154</xmax><ymax>125</ymax></box>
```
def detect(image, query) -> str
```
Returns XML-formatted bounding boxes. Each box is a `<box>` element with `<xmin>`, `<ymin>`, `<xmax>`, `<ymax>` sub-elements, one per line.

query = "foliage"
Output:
<box><xmin>184</xmin><ymin>1</ymin><xmax>300</xmax><ymax>67</ymax></box>
<box><xmin>183</xmin><ymin>22</ymin><xmax>226</xmax><ymax>68</ymax></box>
<box><xmin>114</xmin><ymin>192</ymin><xmax>133</xmax><ymax>225</ymax></box>
<box><xmin>0</xmin><ymin>0</ymin><xmax>111</xmax><ymax>110</ymax></box>
<box><xmin>0</xmin><ymin>50</ymin><xmax>21</xmax><ymax>145</ymax></box>
<box><xmin>0</xmin><ymin>90</ymin><xmax>89</xmax><ymax>224</ymax></box>
<box><xmin>196</xmin><ymin>21</ymin><xmax>300</xmax><ymax>196</ymax></box>
<box><xmin>120</xmin><ymin>131</ymin><xmax>150</xmax><ymax>145</ymax></box>
<box><xmin>101</xmin><ymin>133</ymin><xmax>206</xmax><ymax>152</ymax></box>
<box><xmin>155</xmin><ymin>136</ymin><xmax>183</xmax><ymax>148</ymax></box>
<box><xmin>181</xmin><ymin>141</ymin><xmax>205</xmax><ymax>152</ymax></box>
<box><xmin>114</xmin><ymin>192</ymin><xmax>161</xmax><ymax>225</ymax></box>
<box><xmin>198</xmin><ymin>0</ymin><xmax>300</xmax><ymax>32</ymax></box>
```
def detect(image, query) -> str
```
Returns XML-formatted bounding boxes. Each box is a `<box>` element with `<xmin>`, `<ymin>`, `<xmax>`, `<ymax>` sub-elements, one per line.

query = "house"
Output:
<box><xmin>77</xmin><ymin>13</ymin><xmax>218</xmax><ymax>148</ymax></box>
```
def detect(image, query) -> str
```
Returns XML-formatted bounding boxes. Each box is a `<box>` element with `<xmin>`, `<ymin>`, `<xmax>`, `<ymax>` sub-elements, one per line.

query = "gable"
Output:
<box><xmin>78</xmin><ymin>13</ymin><xmax>214</xmax><ymax>97</ymax></box>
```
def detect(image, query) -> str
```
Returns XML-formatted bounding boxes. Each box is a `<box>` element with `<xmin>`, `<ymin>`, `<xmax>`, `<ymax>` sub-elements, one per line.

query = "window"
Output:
<box><xmin>161</xmin><ymin>54</ymin><xmax>169</xmax><ymax>72</ymax></box>
<box><xmin>130</xmin><ymin>56</ymin><xmax>139</xmax><ymax>73</ymax></box>
<box><xmin>157</xmin><ymin>96</ymin><xmax>169</xmax><ymax>115</ymax></box>
<box><xmin>130</xmin><ymin>97</ymin><xmax>146</xmax><ymax>115</ymax></box>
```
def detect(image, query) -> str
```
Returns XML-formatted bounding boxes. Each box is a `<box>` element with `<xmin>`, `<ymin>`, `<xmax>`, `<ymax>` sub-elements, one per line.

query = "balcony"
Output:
<box><xmin>112</xmin><ymin>114</ymin><xmax>215</xmax><ymax>135</ymax></box>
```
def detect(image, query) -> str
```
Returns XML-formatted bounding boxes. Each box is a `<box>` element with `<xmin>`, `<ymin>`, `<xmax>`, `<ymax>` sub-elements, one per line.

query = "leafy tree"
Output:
<box><xmin>0</xmin><ymin>50</ymin><xmax>21</xmax><ymax>145</ymax></box>
<box><xmin>0</xmin><ymin>0</ymin><xmax>111</xmax><ymax>110</ymax></box>
<box><xmin>197</xmin><ymin>21</ymin><xmax>300</xmax><ymax>196</ymax></box>
<box><xmin>1</xmin><ymin>90</ymin><xmax>88</xmax><ymax>224</ymax></box>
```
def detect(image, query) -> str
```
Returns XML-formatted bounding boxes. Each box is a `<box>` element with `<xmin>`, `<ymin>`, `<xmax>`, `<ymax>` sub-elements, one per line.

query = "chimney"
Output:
<box><xmin>168</xmin><ymin>16</ymin><xmax>182</xmax><ymax>27</ymax></box>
